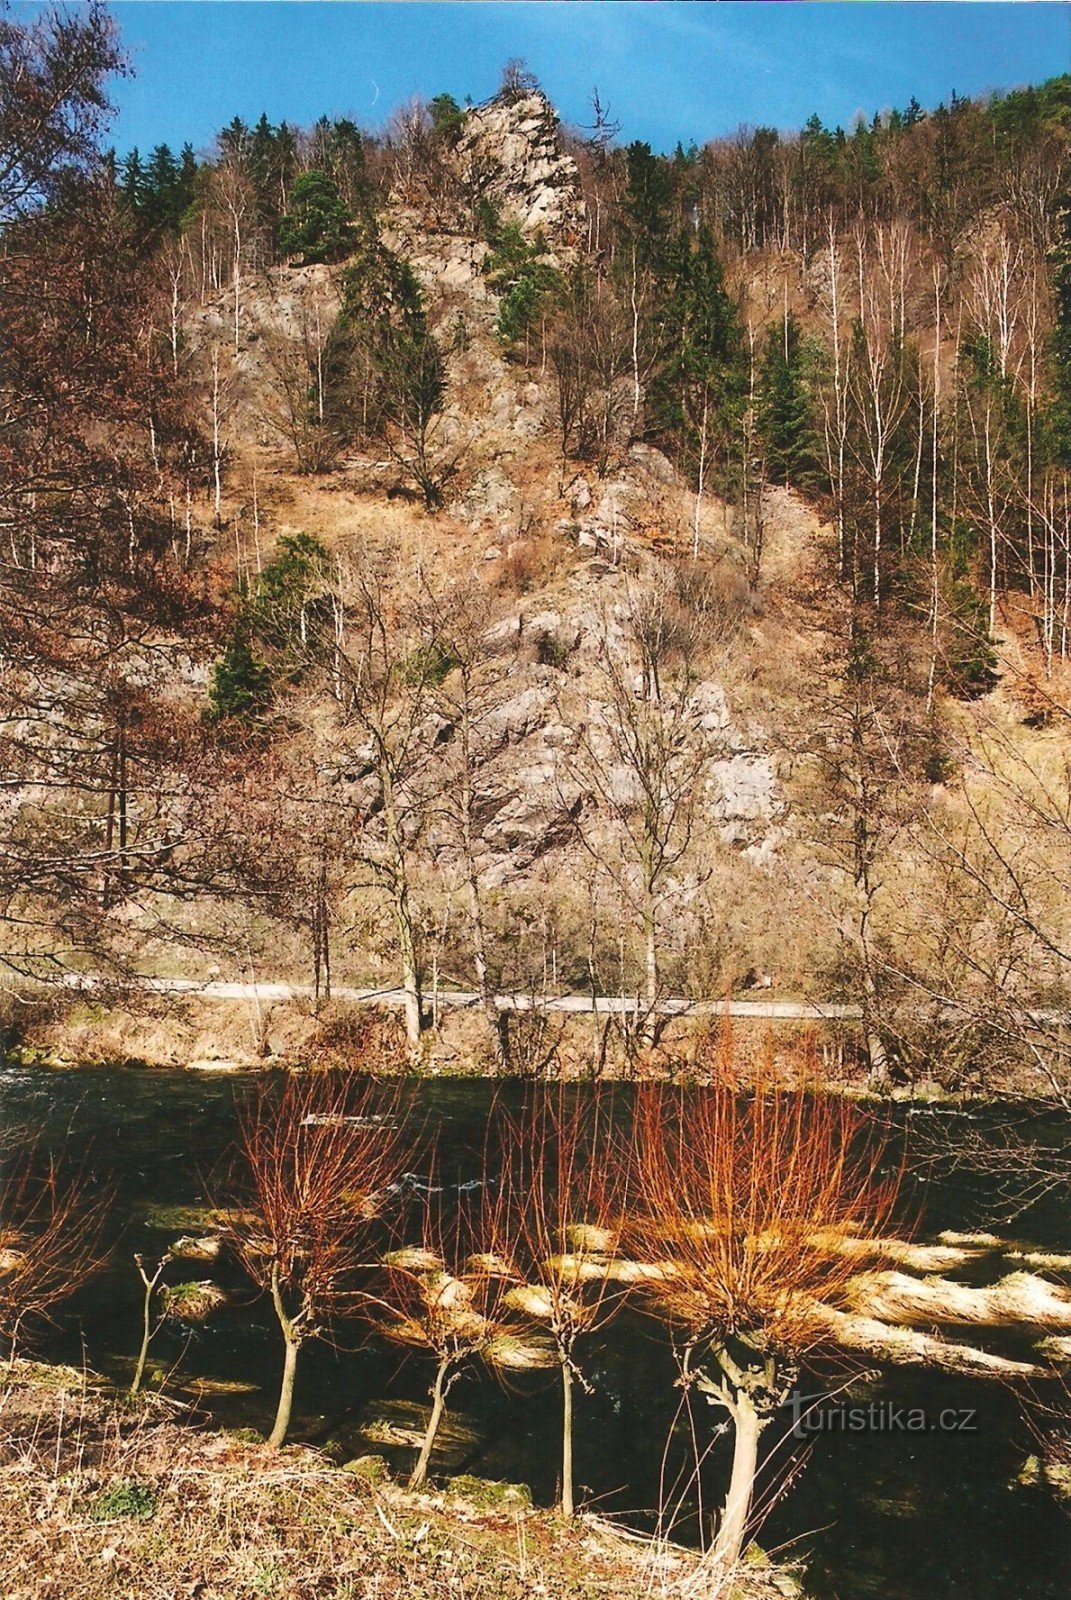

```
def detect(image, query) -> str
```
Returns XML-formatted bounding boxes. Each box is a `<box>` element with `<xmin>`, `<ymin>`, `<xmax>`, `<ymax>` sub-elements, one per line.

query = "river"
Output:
<box><xmin>2</xmin><ymin>1063</ymin><xmax>1069</xmax><ymax>1599</ymax></box>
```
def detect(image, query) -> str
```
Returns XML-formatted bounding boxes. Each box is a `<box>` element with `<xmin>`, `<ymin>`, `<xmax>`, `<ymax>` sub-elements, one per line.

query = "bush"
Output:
<box><xmin>400</xmin><ymin>639</ymin><xmax>457</xmax><ymax>688</ymax></box>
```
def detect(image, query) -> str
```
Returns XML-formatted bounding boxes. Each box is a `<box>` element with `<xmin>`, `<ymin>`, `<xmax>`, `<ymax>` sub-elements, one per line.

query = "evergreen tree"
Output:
<box><xmin>332</xmin><ymin>230</ymin><xmax>449</xmax><ymax>505</ymax></box>
<box><xmin>653</xmin><ymin>225</ymin><xmax>743</xmax><ymax>452</ymax></box>
<box><xmin>208</xmin><ymin>534</ymin><xmax>332</xmax><ymax>721</ymax></box>
<box><xmin>483</xmin><ymin>216</ymin><xmax>559</xmax><ymax>360</ymax></box>
<box><xmin>218</xmin><ymin>116</ymin><xmax>250</xmax><ymax>159</ymax></box>
<box><xmin>119</xmin><ymin>146</ymin><xmax>144</xmax><ymax>213</ymax></box>
<box><xmin>758</xmin><ymin>313</ymin><xmax>819</xmax><ymax>485</ymax></box>
<box><xmin>278</xmin><ymin>169</ymin><xmax>357</xmax><ymax>263</ymax></box>
<box><xmin>325</xmin><ymin>118</ymin><xmax>370</xmax><ymax>212</ymax></box>
<box><xmin>621</xmin><ymin>141</ymin><xmax>673</xmax><ymax>274</ymax></box>
<box><xmin>143</xmin><ymin>142</ymin><xmax>178</xmax><ymax>228</ymax></box>
<box><xmin>428</xmin><ymin>94</ymin><xmax>465</xmax><ymax>144</ymax></box>
<box><xmin>208</xmin><ymin>626</ymin><xmax>272</xmax><ymax>722</ymax></box>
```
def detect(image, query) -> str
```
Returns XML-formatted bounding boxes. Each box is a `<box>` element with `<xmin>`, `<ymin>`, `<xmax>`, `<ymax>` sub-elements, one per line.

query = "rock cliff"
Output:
<box><xmin>454</xmin><ymin>91</ymin><xmax>586</xmax><ymax>241</ymax></box>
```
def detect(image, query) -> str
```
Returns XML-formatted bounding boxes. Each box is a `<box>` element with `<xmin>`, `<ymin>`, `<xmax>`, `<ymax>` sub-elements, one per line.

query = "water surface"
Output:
<box><xmin>2</xmin><ymin>1064</ymin><xmax>1069</xmax><ymax>1600</ymax></box>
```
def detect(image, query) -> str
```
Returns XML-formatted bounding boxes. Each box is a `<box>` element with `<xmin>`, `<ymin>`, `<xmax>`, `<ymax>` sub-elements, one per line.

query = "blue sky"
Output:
<box><xmin>98</xmin><ymin>2</ymin><xmax>1071</xmax><ymax>157</ymax></box>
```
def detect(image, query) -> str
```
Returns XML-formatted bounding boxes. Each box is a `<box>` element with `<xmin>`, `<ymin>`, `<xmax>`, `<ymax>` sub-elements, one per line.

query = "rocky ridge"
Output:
<box><xmin>454</xmin><ymin>90</ymin><xmax>587</xmax><ymax>241</ymax></box>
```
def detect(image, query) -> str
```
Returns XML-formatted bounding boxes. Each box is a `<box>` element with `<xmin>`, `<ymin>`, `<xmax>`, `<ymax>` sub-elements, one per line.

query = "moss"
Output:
<box><xmin>87</xmin><ymin>1480</ymin><xmax>158</xmax><ymax>1521</ymax></box>
<box><xmin>5</xmin><ymin>1043</ymin><xmax>71</xmax><ymax>1069</ymax></box>
<box><xmin>444</xmin><ymin>1474</ymin><xmax>532</xmax><ymax>1510</ymax></box>
<box><xmin>141</xmin><ymin>1203</ymin><xmax>220</xmax><ymax>1232</ymax></box>
<box><xmin>342</xmin><ymin>1454</ymin><xmax>391</xmax><ymax>1484</ymax></box>
<box><xmin>161</xmin><ymin>1280</ymin><xmax>228</xmax><ymax>1322</ymax></box>
<box><xmin>1016</xmin><ymin>1452</ymin><xmax>1071</xmax><ymax>1500</ymax></box>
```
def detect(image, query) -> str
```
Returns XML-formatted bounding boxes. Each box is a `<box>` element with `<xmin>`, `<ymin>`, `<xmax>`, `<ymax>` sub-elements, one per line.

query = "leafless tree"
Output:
<box><xmin>549</xmin><ymin>267</ymin><xmax>632</xmax><ymax>477</ymax></box>
<box><xmin>566</xmin><ymin>577</ymin><xmax>733</xmax><ymax>1042</ymax></box>
<box><xmin>0</xmin><ymin>1139</ymin><xmax>110</xmax><ymax>1360</ymax></box>
<box><xmin>419</xmin><ymin>579</ymin><xmax>521</xmax><ymax>1067</ymax></box>
<box><xmin>376</xmin><ymin>1167</ymin><xmax>551</xmax><ymax>1489</ymax></box>
<box><xmin>628</xmin><ymin>1046</ymin><xmax>899</xmax><ymax>1572</ymax></box>
<box><xmin>222</xmin><ymin>1072</ymin><xmax>410</xmax><ymax>1448</ymax></box>
<box><xmin>490</xmin><ymin>1087</ymin><xmax>629</xmax><ymax>1517</ymax></box>
<box><xmin>256</xmin><ymin>278</ymin><xmax>344</xmax><ymax>473</ymax></box>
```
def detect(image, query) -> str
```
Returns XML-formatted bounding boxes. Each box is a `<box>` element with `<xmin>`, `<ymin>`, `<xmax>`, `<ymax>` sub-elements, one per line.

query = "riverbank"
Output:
<box><xmin>1</xmin><ymin>979</ymin><xmax>868</xmax><ymax>1074</ymax></box>
<box><xmin>0</xmin><ymin>984</ymin><xmax>1001</xmax><ymax>1100</ymax></box>
<box><xmin>4</xmin><ymin>992</ymin><xmax>1043</xmax><ymax>1107</ymax></box>
<box><xmin>0</xmin><ymin>1361</ymin><xmax>802</xmax><ymax>1600</ymax></box>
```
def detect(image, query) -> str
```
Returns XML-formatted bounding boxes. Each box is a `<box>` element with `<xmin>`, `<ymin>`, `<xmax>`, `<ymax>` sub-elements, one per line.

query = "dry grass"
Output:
<box><xmin>0</xmin><ymin>1363</ymin><xmax>798</xmax><ymax>1600</ymax></box>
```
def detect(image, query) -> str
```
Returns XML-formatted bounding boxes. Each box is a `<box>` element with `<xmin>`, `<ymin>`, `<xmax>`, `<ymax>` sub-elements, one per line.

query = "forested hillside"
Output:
<box><xmin>4</xmin><ymin>4</ymin><xmax>1071</xmax><ymax>1092</ymax></box>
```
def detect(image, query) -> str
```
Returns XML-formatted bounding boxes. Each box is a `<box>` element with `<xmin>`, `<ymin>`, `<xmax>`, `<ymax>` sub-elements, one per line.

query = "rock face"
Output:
<box><xmin>455</xmin><ymin>92</ymin><xmax>586</xmax><ymax>241</ymax></box>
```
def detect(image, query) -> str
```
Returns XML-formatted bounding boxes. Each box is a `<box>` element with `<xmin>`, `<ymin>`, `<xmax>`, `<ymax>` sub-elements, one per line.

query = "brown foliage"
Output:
<box><xmin>491</xmin><ymin>1086</ymin><xmax>630</xmax><ymax>1351</ymax></box>
<box><xmin>223</xmin><ymin>1071</ymin><xmax>411</xmax><ymax>1340</ymax></box>
<box><xmin>629</xmin><ymin>1039</ymin><xmax>901</xmax><ymax>1360</ymax></box>
<box><xmin>0</xmin><ymin>1143</ymin><xmax>109</xmax><ymax>1355</ymax></box>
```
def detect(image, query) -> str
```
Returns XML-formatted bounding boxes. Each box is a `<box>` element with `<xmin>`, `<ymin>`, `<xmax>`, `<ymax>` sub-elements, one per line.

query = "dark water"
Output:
<box><xmin>2</xmin><ymin>1063</ymin><xmax>1070</xmax><ymax>1600</ymax></box>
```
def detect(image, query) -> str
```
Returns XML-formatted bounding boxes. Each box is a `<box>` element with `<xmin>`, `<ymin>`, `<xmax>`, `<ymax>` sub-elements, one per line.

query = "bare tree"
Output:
<box><xmin>257</xmin><ymin>277</ymin><xmax>344</xmax><ymax>473</ymax></box>
<box><xmin>549</xmin><ymin>266</ymin><xmax>632</xmax><ymax>477</ymax></box>
<box><xmin>628</xmin><ymin>1049</ymin><xmax>899</xmax><ymax>1573</ymax></box>
<box><xmin>794</xmin><ymin>608</ymin><xmax>931</xmax><ymax>1081</ymax></box>
<box><xmin>815</xmin><ymin>217</ymin><xmax>854</xmax><ymax>578</ymax></box>
<box><xmin>327</xmin><ymin>570</ymin><xmax>447</xmax><ymax>1057</ymax></box>
<box><xmin>567</xmin><ymin>577</ymin><xmax>733</xmax><ymax>1041</ymax></box>
<box><xmin>129</xmin><ymin>1249</ymin><xmax>172</xmax><ymax>1397</ymax></box>
<box><xmin>847</xmin><ymin>221</ymin><xmax>913</xmax><ymax>605</ymax></box>
<box><xmin>376</xmin><ymin>1170</ymin><xmax>551</xmax><ymax>1489</ymax></box>
<box><xmin>490</xmin><ymin>1088</ymin><xmax>629</xmax><ymax>1517</ymax></box>
<box><xmin>0</xmin><ymin>1139</ymin><xmax>109</xmax><ymax>1360</ymax></box>
<box><xmin>420</xmin><ymin>580</ymin><xmax>520</xmax><ymax>1067</ymax></box>
<box><xmin>223</xmin><ymin>1072</ymin><xmax>410</xmax><ymax>1448</ymax></box>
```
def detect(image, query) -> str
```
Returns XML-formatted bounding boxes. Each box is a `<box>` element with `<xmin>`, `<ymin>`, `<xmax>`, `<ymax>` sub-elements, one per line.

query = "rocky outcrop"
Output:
<box><xmin>455</xmin><ymin>92</ymin><xmax>586</xmax><ymax>241</ymax></box>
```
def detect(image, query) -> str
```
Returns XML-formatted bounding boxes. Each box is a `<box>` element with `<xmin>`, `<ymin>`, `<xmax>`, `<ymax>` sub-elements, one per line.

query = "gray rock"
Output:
<box><xmin>453</xmin><ymin>92</ymin><xmax>586</xmax><ymax>242</ymax></box>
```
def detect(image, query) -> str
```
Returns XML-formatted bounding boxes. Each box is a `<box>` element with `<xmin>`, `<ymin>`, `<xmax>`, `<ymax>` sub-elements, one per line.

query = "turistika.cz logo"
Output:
<box><xmin>788</xmin><ymin>1393</ymin><xmax>979</xmax><ymax>1439</ymax></box>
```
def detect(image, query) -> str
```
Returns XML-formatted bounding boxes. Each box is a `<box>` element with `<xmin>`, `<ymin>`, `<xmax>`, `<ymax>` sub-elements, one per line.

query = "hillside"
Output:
<box><xmin>4</xmin><ymin>58</ymin><xmax>1071</xmax><ymax>1091</ymax></box>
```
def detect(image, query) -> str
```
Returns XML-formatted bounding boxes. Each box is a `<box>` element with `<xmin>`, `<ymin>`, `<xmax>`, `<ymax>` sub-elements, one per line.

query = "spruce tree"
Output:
<box><xmin>758</xmin><ymin>313</ymin><xmax>819</xmax><ymax>486</ymax></box>
<box><xmin>208</xmin><ymin>627</ymin><xmax>272</xmax><ymax>722</ymax></box>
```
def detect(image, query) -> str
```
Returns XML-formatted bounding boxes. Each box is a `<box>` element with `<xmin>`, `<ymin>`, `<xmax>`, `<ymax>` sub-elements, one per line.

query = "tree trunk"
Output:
<box><xmin>560</xmin><ymin>1357</ymin><xmax>575</xmax><ymax>1517</ymax></box>
<box><xmin>130</xmin><ymin>1285</ymin><xmax>153</xmax><ymax>1397</ymax></box>
<box><xmin>643</xmin><ymin>900</ymin><xmax>658</xmax><ymax>1015</ymax></box>
<box><xmin>465</xmin><ymin>839</ymin><xmax>507</xmax><ymax>1069</ymax></box>
<box><xmin>712</xmin><ymin>1389</ymin><xmax>763</xmax><ymax>1570</ymax></box>
<box><xmin>395</xmin><ymin>886</ymin><xmax>424</xmax><ymax>1058</ymax></box>
<box><xmin>381</xmin><ymin>763</ymin><xmax>424</xmax><ymax>1060</ymax></box>
<box><xmin>860</xmin><ymin>922</ymin><xmax>889</xmax><ymax>1085</ymax></box>
<box><xmin>268</xmin><ymin>1267</ymin><xmax>300</xmax><ymax>1449</ymax></box>
<box><xmin>268</xmin><ymin>1332</ymin><xmax>299</xmax><ymax>1449</ymax></box>
<box><xmin>409</xmin><ymin>1356</ymin><xmax>450</xmax><ymax>1489</ymax></box>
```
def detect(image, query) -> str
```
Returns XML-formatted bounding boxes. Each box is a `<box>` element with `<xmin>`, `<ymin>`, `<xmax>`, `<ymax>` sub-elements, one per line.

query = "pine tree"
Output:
<box><xmin>278</xmin><ymin>169</ymin><xmax>356</xmax><ymax>264</ymax></box>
